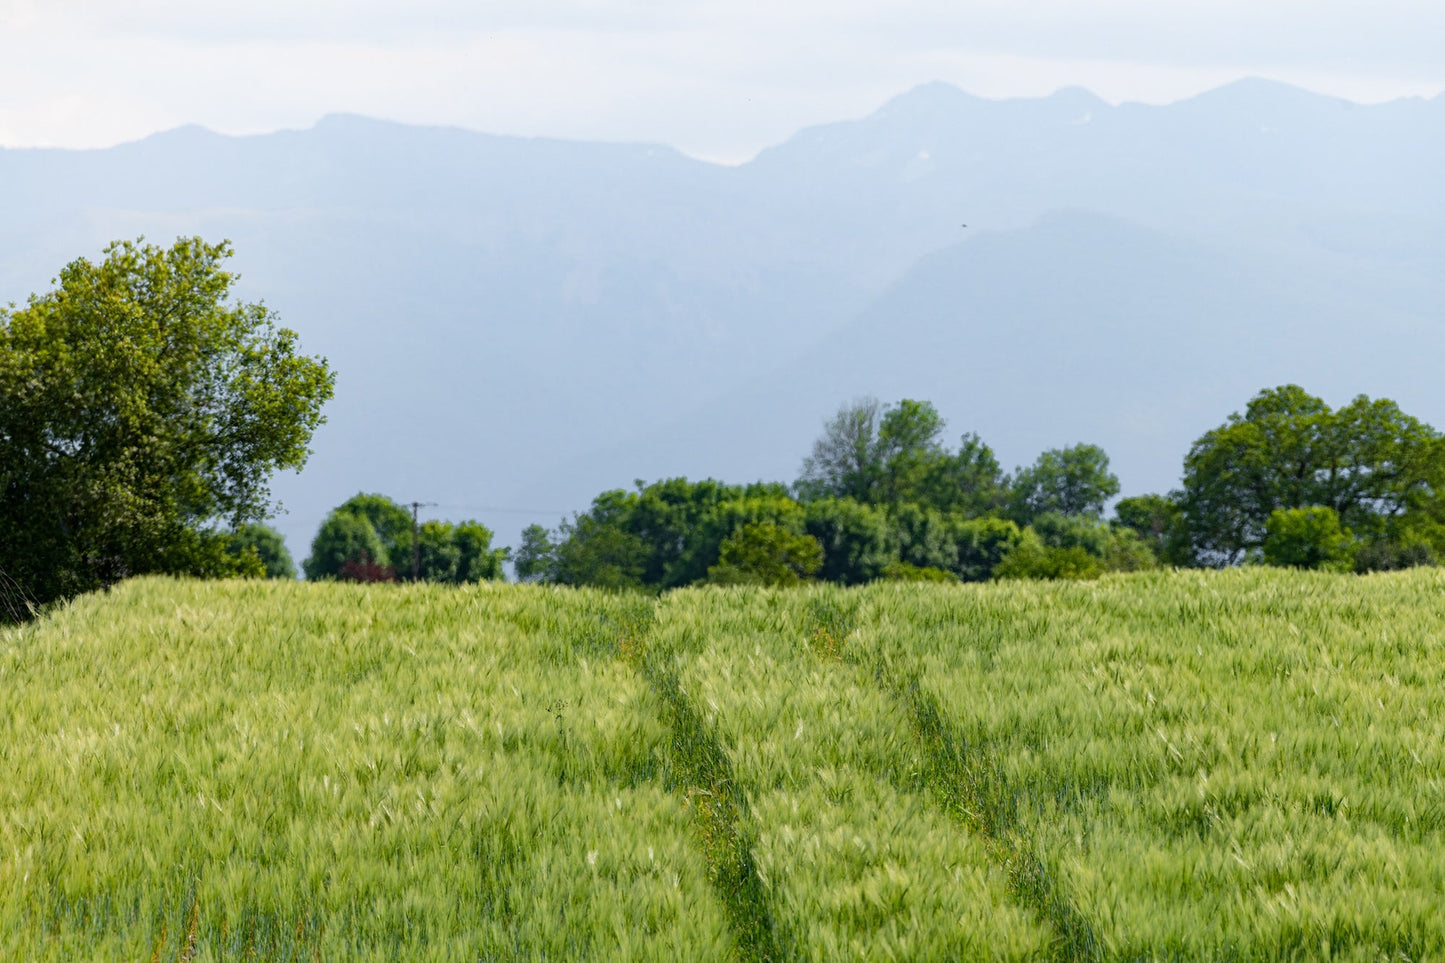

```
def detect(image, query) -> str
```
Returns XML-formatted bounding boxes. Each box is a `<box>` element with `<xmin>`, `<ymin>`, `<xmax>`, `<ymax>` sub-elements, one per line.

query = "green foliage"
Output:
<box><xmin>796</xmin><ymin>399</ymin><xmax>1007</xmax><ymax>516</ymax></box>
<box><xmin>513</xmin><ymin>524</ymin><xmax>558</xmax><ymax>583</ymax></box>
<box><xmin>1030</xmin><ymin>511</ymin><xmax>1114</xmax><ymax>555</ymax></box>
<box><xmin>995</xmin><ymin>513</ymin><xmax>1155</xmax><ymax>580</ymax></box>
<box><xmin>947</xmin><ymin>517</ymin><xmax>1024</xmax><ymax>582</ymax></box>
<box><xmin>1008</xmin><ymin>443</ymin><xmax>1120</xmax><ymax>524</ymax></box>
<box><xmin>303</xmin><ymin>511</ymin><xmax>389</xmax><ymax>581</ymax></box>
<box><xmin>304</xmin><ymin>494</ymin><xmax>503</xmax><ymax>583</ymax></box>
<box><xmin>225</xmin><ymin>522</ymin><xmax>296</xmax><ymax>579</ymax></box>
<box><xmin>0</xmin><ymin>237</ymin><xmax>333</xmax><ymax>607</ymax></box>
<box><xmin>331</xmin><ymin>492</ymin><xmax>413</xmax><ymax>568</ymax></box>
<box><xmin>925</xmin><ymin>432</ymin><xmax>1010</xmax><ymax>518</ymax></box>
<box><xmin>391</xmin><ymin>518</ymin><xmax>507</xmax><ymax>584</ymax></box>
<box><xmin>1263</xmin><ymin>506</ymin><xmax>1355</xmax><ymax>572</ymax></box>
<box><xmin>707</xmin><ymin>523</ymin><xmax>823</xmax><ymax>587</ymax></box>
<box><xmin>795</xmin><ymin>398</ymin><xmax>885</xmax><ymax>503</ymax></box>
<box><xmin>993</xmin><ymin>530</ymin><xmax>1105</xmax><ymax>581</ymax></box>
<box><xmin>685</xmin><ymin>493</ymin><xmax>808</xmax><ymax>585</ymax></box>
<box><xmin>1100</xmin><ymin>526</ymin><xmax>1159</xmax><ymax>573</ymax></box>
<box><xmin>1112</xmin><ymin>494</ymin><xmax>1190</xmax><ymax>566</ymax></box>
<box><xmin>880</xmin><ymin>561</ymin><xmax>959</xmax><ymax>582</ymax></box>
<box><xmin>875</xmin><ymin>398</ymin><xmax>948</xmax><ymax>503</ymax></box>
<box><xmin>552</xmin><ymin>490</ymin><xmax>650</xmax><ymax>589</ymax></box>
<box><xmin>533</xmin><ymin>479</ymin><xmax>812</xmax><ymax>590</ymax></box>
<box><xmin>629</xmin><ymin>478</ymin><xmax>744</xmax><ymax>586</ymax></box>
<box><xmin>803</xmin><ymin>497</ymin><xmax>896</xmax><ymax>585</ymax></box>
<box><xmin>1179</xmin><ymin>385</ymin><xmax>1445</xmax><ymax>564</ymax></box>
<box><xmin>1353</xmin><ymin>537</ymin><xmax>1438</xmax><ymax>574</ymax></box>
<box><xmin>452</xmin><ymin>520</ymin><xmax>508</xmax><ymax>582</ymax></box>
<box><xmin>889</xmin><ymin>503</ymin><xmax>956</xmax><ymax>572</ymax></box>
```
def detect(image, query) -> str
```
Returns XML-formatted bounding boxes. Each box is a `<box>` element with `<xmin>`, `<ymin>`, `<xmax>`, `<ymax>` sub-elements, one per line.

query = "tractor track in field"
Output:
<box><xmin>805</xmin><ymin>594</ymin><xmax>1103</xmax><ymax>963</ymax></box>
<box><xmin>603</xmin><ymin>598</ymin><xmax>789</xmax><ymax>963</ymax></box>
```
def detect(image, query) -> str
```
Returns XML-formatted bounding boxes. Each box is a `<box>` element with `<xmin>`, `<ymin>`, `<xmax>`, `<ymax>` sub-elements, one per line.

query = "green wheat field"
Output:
<box><xmin>2</xmin><ymin>569</ymin><xmax>1444</xmax><ymax>960</ymax></box>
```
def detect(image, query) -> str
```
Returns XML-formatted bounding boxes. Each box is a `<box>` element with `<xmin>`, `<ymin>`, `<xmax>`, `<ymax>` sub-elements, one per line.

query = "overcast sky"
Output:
<box><xmin>1</xmin><ymin>0</ymin><xmax>1441</xmax><ymax>162</ymax></box>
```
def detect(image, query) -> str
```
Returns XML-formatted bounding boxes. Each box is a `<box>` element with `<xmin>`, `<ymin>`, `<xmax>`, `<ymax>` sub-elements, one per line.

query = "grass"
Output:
<box><xmin>855</xmin><ymin>568</ymin><xmax>1445</xmax><ymax>960</ymax></box>
<box><xmin>0</xmin><ymin>579</ymin><xmax>731</xmax><ymax>961</ymax></box>
<box><xmin>3</xmin><ymin>568</ymin><xmax>1445</xmax><ymax>959</ymax></box>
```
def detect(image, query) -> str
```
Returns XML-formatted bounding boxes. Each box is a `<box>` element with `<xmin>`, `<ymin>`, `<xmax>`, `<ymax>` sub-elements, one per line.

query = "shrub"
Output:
<box><xmin>1355</xmin><ymin>538</ymin><xmax>1437</xmax><ymax>573</ymax></box>
<box><xmin>707</xmin><ymin>523</ymin><xmax>823</xmax><ymax>587</ymax></box>
<box><xmin>880</xmin><ymin>561</ymin><xmax>959</xmax><ymax>583</ymax></box>
<box><xmin>947</xmin><ymin>517</ymin><xmax>1024</xmax><ymax>582</ymax></box>
<box><xmin>1262</xmin><ymin>507</ymin><xmax>1355</xmax><ymax>572</ymax></box>
<box><xmin>993</xmin><ymin>531</ymin><xmax>1105</xmax><ymax>581</ymax></box>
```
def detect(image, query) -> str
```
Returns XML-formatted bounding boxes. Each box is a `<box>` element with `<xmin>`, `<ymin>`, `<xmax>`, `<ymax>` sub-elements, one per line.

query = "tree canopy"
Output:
<box><xmin>1178</xmin><ymin>386</ymin><xmax>1445</xmax><ymax>565</ymax></box>
<box><xmin>0</xmin><ymin>237</ymin><xmax>334</xmax><ymax>608</ymax></box>
<box><xmin>1008</xmin><ymin>443</ymin><xmax>1120</xmax><ymax>523</ymax></box>
<box><xmin>303</xmin><ymin>493</ymin><xmax>506</xmax><ymax>583</ymax></box>
<box><xmin>795</xmin><ymin>398</ymin><xmax>1007</xmax><ymax>515</ymax></box>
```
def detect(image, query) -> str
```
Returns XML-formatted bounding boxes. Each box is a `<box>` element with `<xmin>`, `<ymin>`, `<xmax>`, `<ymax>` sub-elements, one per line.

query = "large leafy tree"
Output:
<box><xmin>1179</xmin><ymin>386</ymin><xmax>1445</xmax><ymax>564</ymax></box>
<box><xmin>0</xmin><ymin>237</ymin><xmax>333</xmax><ymax>607</ymax></box>
<box><xmin>303</xmin><ymin>493</ymin><xmax>407</xmax><ymax>580</ymax></box>
<box><xmin>796</xmin><ymin>398</ymin><xmax>885</xmax><ymax>503</ymax></box>
<box><xmin>1008</xmin><ymin>443</ymin><xmax>1120</xmax><ymax>523</ymax></box>
<box><xmin>796</xmin><ymin>398</ymin><xmax>1006</xmax><ymax>515</ymax></box>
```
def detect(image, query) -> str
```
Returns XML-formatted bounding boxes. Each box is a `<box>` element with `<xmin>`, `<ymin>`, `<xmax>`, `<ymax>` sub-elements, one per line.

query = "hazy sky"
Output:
<box><xmin>1</xmin><ymin>0</ymin><xmax>1441</xmax><ymax>162</ymax></box>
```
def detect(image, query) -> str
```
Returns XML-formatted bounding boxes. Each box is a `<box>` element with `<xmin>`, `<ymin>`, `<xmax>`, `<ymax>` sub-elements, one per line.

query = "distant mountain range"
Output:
<box><xmin>3</xmin><ymin>79</ymin><xmax>1442</xmax><ymax>561</ymax></box>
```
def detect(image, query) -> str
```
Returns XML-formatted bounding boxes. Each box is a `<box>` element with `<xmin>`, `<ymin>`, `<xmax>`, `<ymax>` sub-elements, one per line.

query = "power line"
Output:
<box><xmin>428</xmin><ymin>503</ymin><xmax>573</xmax><ymax>516</ymax></box>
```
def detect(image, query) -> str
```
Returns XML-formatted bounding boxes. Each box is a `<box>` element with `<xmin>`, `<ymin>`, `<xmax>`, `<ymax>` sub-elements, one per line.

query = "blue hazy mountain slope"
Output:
<box><xmin>1</xmin><ymin>80</ymin><xmax>1441</xmax><ymax>559</ymax></box>
<box><xmin>521</xmin><ymin>210</ymin><xmax>1445</xmax><ymax>516</ymax></box>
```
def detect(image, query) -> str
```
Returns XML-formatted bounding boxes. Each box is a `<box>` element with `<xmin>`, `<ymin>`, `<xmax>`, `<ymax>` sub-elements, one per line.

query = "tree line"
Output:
<box><xmin>5</xmin><ymin>237</ymin><xmax>1441</xmax><ymax>615</ymax></box>
<box><xmin>511</xmin><ymin>389</ymin><xmax>1443</xmax><ymax>589</ymax></box>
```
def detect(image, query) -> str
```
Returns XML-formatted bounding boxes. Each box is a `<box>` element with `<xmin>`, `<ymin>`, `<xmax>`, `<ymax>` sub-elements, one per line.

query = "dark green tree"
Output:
<box><xmin>303</xmin><ymin>493</ymin><xmax>410</xmax><ymax>580</ymax></box>
<box><xmin>890</xmin><ymin>503</ymin><xmax>957</xmax><ymax>573</ymax></box>
<box><xmin>332</xmin><ymin>493</ymin><xmax>413</xmax><ymax>570</ymax></box>
<box><xmin>513</xmin><ymin>524</ymin><xmax>558</xmax><ymax>583</ymax></box>
<box><xmin>945</xmin><ymin>517</ymin><xmax>1024</xmax><ymax>582</ymax></box>
<box><xmin>303</xmin><ymin>513</ymin><xmax>389</xmax><ymax>581</ymax></box>
<box><xmin>630</xmin><ymin>477</ymin><xmax>752</xmax><ymax>587</ymax></box>
<box><xmin>1113</xmin><ymin>494</ymin><xmax>1190</xmax><ymax>566</ymax></box>
<box><xmin>803</xmin><ymin>498</ymin><xmax>896</xmax><ymax>585</ymax></box>
<box><xmin>453</xmin><ymin>521</ymin><xmax>508</xmax><ymax>582</ymax></box>
<box><xmin>917</xmin><ymin>433</ymin><xmax>1009</xmax><ymax>517</ymax></box>
<box><xmin>0</xmin><ymin>237</ymin><xmax>333</xmax><ymax>607</ymax></box>
<box><xmin>1179</xmin><ymin>386</ymin><xmax>1445</xmax><ymax>565</ymax></box>
<box><xmin>876</xmin><ymin>399</ymin><xmax>947</xmax><ymax>503</ymax></box>
<box><xmin>226</xmin><ymin>522</ymin><xmax>297</xmax><ymax>579</ymax></box>
<box><xmin>391</xmin><ymin>518</ymin><xmax>506</xmax><ymax>583</ymax></box>
<box><xmin>994</xmin><ymin>533</ymin><xmax>1105</xmax><ymax>581</ymax></box>
<box><xmin>551</xmin><ymin>490</ymin><xmax>648</xmax><ymax>589</ymax></box>
<box><xmin>797</xmin><ymin>398</ymin><xmax>1006</xmax><ymax>517</ymax></box>
<box><xmin>1009</xmin><ymin>443</ymin><xmax>1120</xmax><ymax>524</ymax></box>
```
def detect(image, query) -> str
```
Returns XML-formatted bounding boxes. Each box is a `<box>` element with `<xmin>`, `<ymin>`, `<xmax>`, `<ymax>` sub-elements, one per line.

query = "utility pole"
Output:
<box><xmin>409</xmin><ymin>501</ymin><xmax>435</xmax><ymax>582</ymax></box>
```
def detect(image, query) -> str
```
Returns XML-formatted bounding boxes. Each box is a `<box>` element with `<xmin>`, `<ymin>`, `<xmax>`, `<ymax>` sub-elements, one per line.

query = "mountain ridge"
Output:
<box><xmin>1</xmin><ymin>79</ymin><xmax>1442</xmax><ymax>562</ymax></box>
